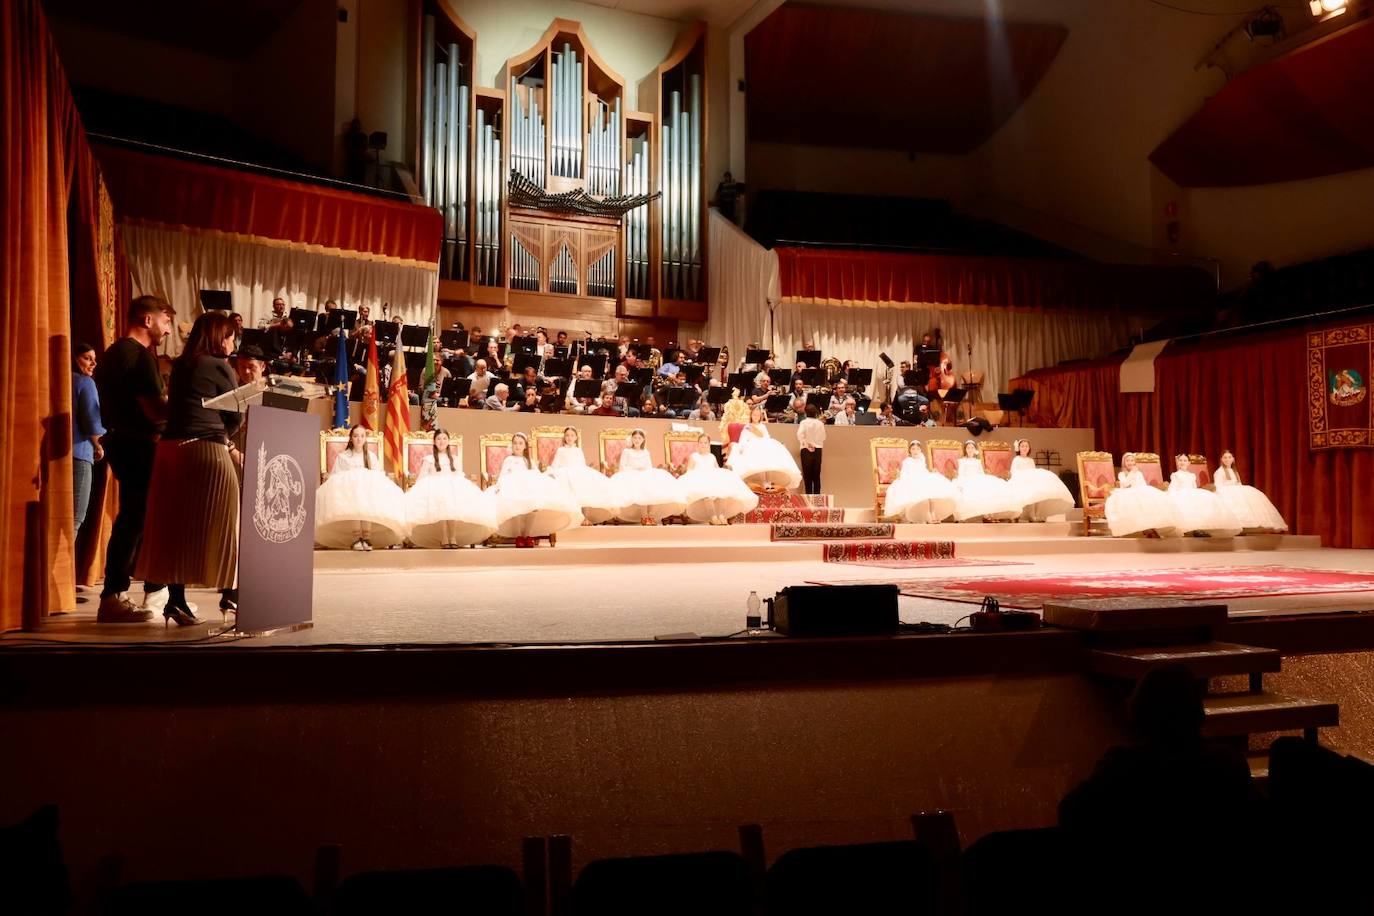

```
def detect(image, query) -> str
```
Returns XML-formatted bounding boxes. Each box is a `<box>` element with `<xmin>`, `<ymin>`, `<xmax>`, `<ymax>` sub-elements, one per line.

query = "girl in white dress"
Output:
<box><xmin>677</xmin><ymin>434</ymin><xmax>760</xmax><ymax>525</ymax></box>
<box><xmin>1213</xmin><ymin>450</ymin><xmax>1287</xmax><ymax>532</ymax></box>
<box><xmin>493</xmin><ymin>432</ymin><xmax>581</xmax><ymax>546</ymax></box>
<box><xmin>404</xmin><ymin>429</ymin><xmax>497</xmax><ymax>548</ymax></box>
<box><xmin>882</xmin><ymin>440</ymin><xmax>958</xmax><ymax>523</ymax></box>
<box><xmin>952</xmin><ymin>440</ymin><xmax>1023</xmax><ymax>521</ymax></box>
<box><xmin>1167</xmin><ymin>454</ymin><xmax>1242</xmax><ymax>538</ymax></box>
<box><xmin>1106</xmin><ymin>452</ymin><xmax>1182</xmax><ymax>538</ymax></box>
<box><xmin>726</xmin><ymin>407</ymin><xmax>803</xmax><ymax>492</ymax></box>
<box><xmin>610</xmin><ymin>428</ymin><xmax>687</xmax><ymax>525</ymax></box>
<box><xmin>547</xmin><ymin>426</ymin><xmax>622</xmax><ymax>525</ymax></box>
<box><xmin>315</xmin><ymin>424</ymin><xmax>409</xmax><ymax>550</ymax></box>
<box><xmin>1009</xmin><ymin>438</ymin><xmax>1075</xmax><ymax>521</ymax></box>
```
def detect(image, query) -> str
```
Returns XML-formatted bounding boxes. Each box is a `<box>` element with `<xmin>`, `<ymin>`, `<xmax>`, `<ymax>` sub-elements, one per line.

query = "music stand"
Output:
<box><xmin>200</xmin><ymin>289</ymin><xmax>233</xmax><ymax>312</ymax></box>
<box><xmin>846</xmin><ymin>368</ymin><xmax>873</xmax><ymax>388</ymax></box>
<box><xmin>915</xmin><ymin>346</ymin><xmax>941</xmax><ymax>374</ymax></box>
<box><xmin>440</xmin><ymin>329</ymin><xmax>468</xmax><ymax>351</ymax></box>
<box><xmin>663</xmin><ymin>387</ymin><xmax>699</xmax><ymax>410</ymax></box>
<box><xmin>726</xmin><ymin>372</ymin><xmax>754</xmax><ymax>396</ymax></box>
<box><xmin>553</xmin><ymin>345</ymin><xmax>570</xmax><ymax>360</ymax></box>
<box><xmin>629</xmin><ymin>343</ymin><xmax>652</xmax><ymax>361</ymax></box>
<box><xmin>796</xmin><ymin>349</ymin><xmax>821</xmax><ymax>368</ymax></box>
<box><xmin>573</xmin><ymin>379</ymin><xmax>601</xmax><ymax>401</ymax></box>
<box><xmin>697</xmin><ymin>347</ymin><xmax>721</xmax><ymax>366</ymax></box>
<box><xmin>744</xmin><ymin>348</ymin><xmax>770</xmax><ymax>366</ymax></box>
<box><xmin>288</xmin><ymin>307</ymin><xmax>316</xmax><ymax>331</ymax></box>
<box><xmin>325</xmin><ymin>309</ymin><xmax>357</xmax><ymax>332</ymax></box>
<box><xmin>512</xmin><ymin>352</ymin><xmax>541</xmax><ymax>375</ymax></box>
<box><xmin>400</xmin><ymin>324</ymin><xmax>430</xmax><ymax>348</ymax></box>
<box><xmin>806</xmin><ymin>392</ymin><xmax>831</xmax><ymax>414</ymax></box>
<box><xmin>631</xmin><ymin>367</ymin><xmax>654</xmax><ymax>386</ymax></box>
<box><xmin>373</xmin><ymin>320</ymin><xmax>400</xmax><ymax>344</ymax></box>
<box><xmin>240</xmin><ymin>328</ymin><xmax>268</xmax><ymax>351</ymax></box>
<box><xmin>542</xmin><ymin>357</ymin><xmax>572</xmax><ymax>379</ymax></box>
<box><xmin>768</xmin><ymin>368</ymin><xmax>790</xmax><ymax>387</ymax></box>
<box><xmin>939</xmin><ymin>386</ymin><xmax>967</xmax><ymax>425</ymax></box>
<box><xmin>538</xmin><ymin>393</ymin><xmax>563</xmax><ymax>412</ymax></box>
<box><xmin>440</xmin><ymin>377</ymin><xmax>472</xmax><ymax>406</ymax></box>
<box><xmin>764</xmin><ymin>394</ymin><xmax>791</xmax><ymax>415</ymax></box>
<box><xmin>855</xmin><ymin>410</ymin><xmax>878</xmax><ymax>426</ymax></box>
<box><xmin>801</xmin><ymin>368</ymin><xmax>826</xmax><ymax>387</ymax></box>
<box><xmin>615</xmin><ymin>382</ymin><xmax>644</xmax><ymax>406</ymax></box>
<box><xmin>513</xmin><ymin>334</ymin><xmax>539</xmax><ymax>355</ymax></box>
<box><xmin>902</xmin><ymin>370</ymin><xmax>924</xmax><ymax>388</ymax></box>
<box><xmin>681</xmin><ymin>364</ymin><xmax>706</xmax><ymax>386</ymax></box>
<box><xmin>403</xmin><ymin>350</ymin><xmax>427</xmax><ymax>371</ymax></box>
<box><xmin>706</xmin><ymin>386</ymin><xmax>732</xmax><ymax>406</ymax></box>
<box><xmin>577</xmin><ymin>354</ymin><xmax>606</xmax><ymax>379</ymax></box>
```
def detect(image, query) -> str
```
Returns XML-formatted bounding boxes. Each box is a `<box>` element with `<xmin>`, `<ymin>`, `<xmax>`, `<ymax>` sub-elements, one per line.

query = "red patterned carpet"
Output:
<box><xmin>822</xmin><ymin>540</ymin><xmax>957</xmax><ymax>563</ymax></box>
<box><xmin>771</xmin><ymin>523</ymin><xmax>894</xmax><ymax>541</ymax></box>
<box><xmin>838</xmin><ymin>566</ymin><xmax>1374</xmax><ymax>609</ymax></box>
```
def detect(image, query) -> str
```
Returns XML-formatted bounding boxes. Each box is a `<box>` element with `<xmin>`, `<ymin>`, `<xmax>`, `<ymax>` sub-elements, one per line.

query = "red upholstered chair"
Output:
<box><xmin>1135</xmin><ymin>453</ymin><xmax>1167</xmax><ymax>489</ymax></box>
<box><xmin>978</xmin><ymin>441</ymin><xmax>1014</xmax><ymax>480</ymax></box>
<box><xmin>869</xmin><ymin>437</ymin><xmax>910</xmax><ymax>520</ymax></box>
<box><xmin>530</xmin><ymin>425</ymin><xmax>565</xmax><ymax>472</ymax></box>
<box><xmin>664</xmin><ymin>431</ymin><xmax>702</xmax><ymax>476</ymax></box>
<box><xmin>1188</xmin><ymin>454</ymin><xmax>1212</xmax><ymax>489</ymax></box>
<box><xmin>319</xmin><ymin>428</ymin><xmax>380</xmax><ymax>481</ymax></box>
<box><xmin>478</xmin><ymin>433</ymin><xmax>513</xmax><ymax>489</ymax></box>
<box><xmin>1077</xmin><ymin>451</ymin><xmax>1116</xmax><ymax>537</ymax></box>
<box><xmin>925</xmin><ymin>440</ymin><xmax>964</xmax><ymax>481</ymax></box>
<box><xmin>598</xmin><ymin>428</ymin><xmax>633</xmax><ymax>475</ymax></box>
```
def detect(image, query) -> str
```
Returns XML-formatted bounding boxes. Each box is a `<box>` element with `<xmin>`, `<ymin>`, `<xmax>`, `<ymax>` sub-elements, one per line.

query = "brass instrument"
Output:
<box><xmin>820</xmin><ymin>356</ymin><xmax>842</xmax><ymax>385</ymax></box>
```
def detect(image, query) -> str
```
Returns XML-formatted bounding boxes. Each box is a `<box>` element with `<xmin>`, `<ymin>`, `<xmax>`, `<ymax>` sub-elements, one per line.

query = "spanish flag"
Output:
<box><xmin>384</xmin><ymin>341</ymin><xmax>410</xmax><ymax>478</ymax></box>
<box><xmin>361</xmin><ymin>331</ymin><xmax>381</xmax><ymax>430</ymax></box>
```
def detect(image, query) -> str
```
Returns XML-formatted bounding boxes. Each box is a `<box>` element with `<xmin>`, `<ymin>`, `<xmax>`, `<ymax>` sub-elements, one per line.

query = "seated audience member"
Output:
<box><xmin>515</xmin><ymin>365</ymin><xmax>542</xmax><ymax>400</ymax></box>
<box><xmin>833</xmin><ymin>398</ymin><xmax>858</xmax><ymax>425</ymax></box>
<box><xmin>640</xmin><ymin>396</ymin><xmax>666</xmax><ymax>419</ymax></box>
<box><xmin>1057</xmin><ymin>664</ymin><xmax>1260</xmax><ymax>911</ymax></box>
<box><xmin>783</xmin><ymin>396</ymin><xmax>807</xmax><ymax>423</ymax></box>
<box><xmin>688</xmin><ymin>400</ymin><xmax>717</xmax><ymax>421</ymax></box>
<box><xmin>555</xmin><ymin>330</ymin><xmax>569</xmax><ymax>349</ymax></box>
<box><xmin>448</xmin><ymin>347</ymin><xmax>474</xmax><ymax>379</ymax></box>
<box><xmin>877</xmin><ymin>401</ymin><xmax>900</xmax><ymax>426</ymax></box>
<box><xmin>467</xmin><ymin>359</ymin><xmax>493</xmax><ymax>399</ymax></box>
<box><xmin>234</xmin><ymin>344</ymin><xmax>268</xmax><ymax>386</ymax></box>
<box><xmin>828</xmin><ymin>379</ymin><xmax>849</xmax><ymax>417</ymax></box>
<box><xmin>518</xmin><ymin>388</ymin><xmax>541</xmax><ymax>412</ymax></box>
<box><xmin>567</xmin><ymin>366</ymin><xmax>598</xmax><ymax>414</ymax></box>
<box><xmin>747</xmin><ymin>371</ymin><xmax>772</xmax><ymax>408</ymax></box>
<box><xmin>790</xmin><ymin>361</ymin><xmax>808</xmax><ymax>386</ymax></box>
<box><xmin>484</xmin><ymin>383</ymin><xmax>515</xmax><ymax>411</ymax></box>
<box><xmin>259</xmin><ymin>296</ymin><xmax>292</xmax><ymax>330</ymax></box>
<box><xmin>592</xmin><ymin>392</ymin><xmax>623</xmax><ymax>417</ymax></box>
<box><xmin>350</xmin><ymin>303</ymin><xmax>372</xmax><ymax>339</ymax></box>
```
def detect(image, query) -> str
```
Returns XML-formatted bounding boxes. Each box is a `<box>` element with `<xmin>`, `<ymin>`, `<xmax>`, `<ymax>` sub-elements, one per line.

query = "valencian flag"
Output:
<box><xmin>384</xmin><ymin>341</ymin><xmax>410</xmax><ymax>477</ymax></box>
<box><xmin>333</xmin><ymin>328</ymin><xmax>349</xmax><ymax>429</ymax></box>
<box><xmin>361</xmin><ymin>328</ymin><xmax>381</xmax><ymax>430</ymax></box>
<box><xmin>1308</xmin><ymin>322</ymin><xmax>1372</xmax><ymax>450</ymax></box>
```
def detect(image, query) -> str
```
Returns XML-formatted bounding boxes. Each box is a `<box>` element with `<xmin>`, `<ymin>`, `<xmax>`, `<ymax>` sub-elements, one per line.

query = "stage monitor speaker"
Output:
<box><xmin>772</xmin><ymin>584</ymin><xmax>899</xmax><ymax>637</ymax></box>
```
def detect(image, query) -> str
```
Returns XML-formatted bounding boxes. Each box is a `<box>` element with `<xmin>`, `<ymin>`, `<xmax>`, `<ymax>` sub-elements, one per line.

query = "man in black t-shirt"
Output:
<box><xmin>93</xmin><ymin>295</ymin><xmax>174</xmax><ymax>622</ymax></box>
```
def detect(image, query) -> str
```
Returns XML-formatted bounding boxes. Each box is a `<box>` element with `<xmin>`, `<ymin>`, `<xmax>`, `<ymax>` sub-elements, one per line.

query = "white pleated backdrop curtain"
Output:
<box><xmin>120</xmin><ymin>223</ymin><xmax>439</xmax><ymax>355</ymax></box>
<box><xmin>700</xmin><ymin>209</ymin><xmax>778</xmax><ymax>371</ymax></box>
<box><xmin>772</xmin><ymin>302</ymin><xmax>1141</xmax><ymax>403</ymax></box>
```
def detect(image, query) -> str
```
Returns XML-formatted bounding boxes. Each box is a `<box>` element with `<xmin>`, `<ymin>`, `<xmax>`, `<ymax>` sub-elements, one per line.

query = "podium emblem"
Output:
<box><xmin>253</xmin><ymin>443</ymin><xmax>307</xmax><ymax>543</ymax></box>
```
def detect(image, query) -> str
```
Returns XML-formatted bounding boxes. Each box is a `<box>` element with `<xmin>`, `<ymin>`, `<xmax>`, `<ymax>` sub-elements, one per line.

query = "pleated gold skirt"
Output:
<box><xmin>137</xmin><ymin>439</ymin><xmax>239</xmax><ymax>588</ymax></box>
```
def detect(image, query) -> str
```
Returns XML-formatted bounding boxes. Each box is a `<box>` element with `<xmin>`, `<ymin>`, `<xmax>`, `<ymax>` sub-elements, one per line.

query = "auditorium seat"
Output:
<box><xmin>103</xmin><ymin>875</ymin><xmax>314</xmax><ymax>916</ymax></box>
<box><xmin>962</xmin><ymin>827</ymin><xmax>1074</xmax><ymax>915</ymax></box>
<box><xmin>330</xmin><ymin>865</ymin><xmax>523</xmax><ymax>915</ymax></box>
<box><xmin>571</xmin><ymin>850</ymin><xmax>752</xmax><ymax>916</ymax></box>
<box><xmin>765</xmin><ymin>840</ymin><xmax>936</xmax><ymax>916</ymax></box>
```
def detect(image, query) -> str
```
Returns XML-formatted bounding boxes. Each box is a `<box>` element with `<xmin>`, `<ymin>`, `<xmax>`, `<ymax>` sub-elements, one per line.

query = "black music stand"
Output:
<box><xmin>768</xmin><ymin>368</ymin><xmax>790</xmax><ymax>387</ymax></box>
<box><xmin>796</xmin><ymin>349</ymin><xmax>821</xmax><ymax>368</ymax></box>
<box><xmin>542</xmin><ymin>357</ymin><xmax>572</xmax><ymax>379</ymax></box>
<box><xmin>997</xmin><ymin>389</ymin><xmax>1035</xmax><ymax>426</ymax></box>
<box><xmin>400</xmin><ymin>324</ymin><xmax>430</xmax><ymax>348</ymax></box>
<box><xmin>846</xmin><ymin>368</ymin><xmax>873</xmax><ymax>389</ymax></box>
<box><xmin>513</xmin><ymin>352</ymin><xmax>541</xmax><ymax>375</ymax></box>
<box><xmin>631</xmin><ymin>367</ymin><xmax>654</xmax><ymax>386</ymax></box>
<box><xmin>806</xmin><ymin>392</ymin><xmax>831</xmax><ymax>414</ymax></box>
<box><xmin>239</xmin><ymin>328</ymin><xmax>268</xmax><ymax>352</ymax></box>
<box><xmin>513</xmin><ymin>334</ymin><xmax>539</xmax><ymax>355</ymax></box>
<box><xmin>915</xmin><ymin>346</ymin><xmax>941</xmax><ymax>375</ymax></box>
<box><xmin>902</xmin><ymin>369</ymin><xmax>924</xmax><ymax>388</ymax></box>
<box><xmin>707</xmin><ymin>385</ymin><xmax>732</xmax><ymax>406</ymax></box>
<box><xmin>663</xmin><ymin>387</ymin><xmax>700</xmax><ymax>410</ymax></box>
<box><xmin>440</xmin><ymin>329</ymin><xmax>469</xmax><ymax>351</ymax></box>
<box><xmin>681</xmin><ymin>364</ymin><xmax>706</xmax><ymax>386</ymax></box>
<box><xmin>200</xmin><ymin>289</ymin><xmax>233</xmax><ymax>312</ymax></box>
<box><xmin>697</xmin><ymin>347</ymin><xmax>721</xmax><ymax>366</ymax></box>
<box><xmin>553</xmin><ymin>345</ymin><xmax>570</xmax><ymax>360</ymax></box>
<box><xmin>440</xmin><ymin>377</ymin><xmax>472</xmax><ymax>406</ymax></box>
<box><xmin>726</xmin><ymin>372</ymin><xmax>754</xmax><ymax>395</ymax></box>
<box><xmin>744</xmin><ymin>348</ymin><xmax>770</xmax><ymax>366</ymax></box>
<box><xmin>325</xmin><ymin>309</ymin><xmax>357</xmax><ymax>332</ymax></box>
<box><xmin>538</xmin><ymin>393</ymin><xmax>563</xmax><ymax>412</ymax></box>
<box><xmin>765</xmin><ymin>394</ymin><xmax>791</xmax><ymax>416</ymax></box>
<box><xmin>939</xmin><ymin>386</ymin><xmax>968</xmax><ymax>425</ymax></box>
<box><xmin>288</xmin><ymin>307</ymin><xmax>316</xmax><ymax>331</ymax></box>
<box><xmin>572</xmin><ymin>379</ymin><xmax>601</xmax><ymax>401</ymax></box>
<box><xmin>801</xmin><ymin>368</ymin><xmax>826</xmax><ymax>387</ymax></box>
<box><xmin>629</xmin><ymin>343</ymin><xmax>652</xmax><ymax>361</ymax></box>
<box><xmin>577</xmin><ymin>354</ymin><xmax>606</xmax><ymax>379</ymax></box>
<box><xmin>616</xmin><ymin>382</ymin><xmax>644</xmax><ymax>407</ymax></box>
<box><xmin>373</xmin><ymin>320</ymin><xmax>400</xmax><ymax>344</ymax></box>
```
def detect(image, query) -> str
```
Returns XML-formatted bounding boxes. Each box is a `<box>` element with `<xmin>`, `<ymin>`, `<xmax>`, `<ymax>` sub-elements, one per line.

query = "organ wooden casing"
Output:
<box><xmin>414</xmin><ymin>10</ymin><xmax>707</xmax><ymax>327</ymax></box>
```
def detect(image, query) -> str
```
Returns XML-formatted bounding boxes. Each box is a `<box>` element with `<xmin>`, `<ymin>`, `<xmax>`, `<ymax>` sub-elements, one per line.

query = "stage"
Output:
<box><xmin>19</xmin><ymin>522</ymin><xmax>1373</xmax><ymax>648</ymax></box>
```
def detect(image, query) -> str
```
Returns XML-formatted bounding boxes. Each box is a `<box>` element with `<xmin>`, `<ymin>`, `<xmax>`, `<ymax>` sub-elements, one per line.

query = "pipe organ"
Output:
<box><xmin>416</xmin><ymin>14</ymin><xmax>708</xmax><ymax>321</ymax></box>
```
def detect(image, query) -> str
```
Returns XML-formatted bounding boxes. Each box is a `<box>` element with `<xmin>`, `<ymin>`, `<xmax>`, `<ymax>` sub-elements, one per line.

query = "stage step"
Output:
<box><xmin>1201</xmin><ymin>692</ymin><xmax>1338</xmax><ymax>739</ymax></box>
<box><xmin>1090</xmin><ymin>642</ymin><xmax>1281</xmax><ymax>680</ymax></box>
<box><xmin>771</xmin><ymin>523</ymin><xmax>894</xmax><ymax>541</ymax></box>
<box><xmin>754</xmin><ymin>493</ymin><xmax>832</xmax><ymax>510</ymax></box>
<box><xmin>822</xmin><ymin>540</ymin><xmax>956</xmax><ymax>564</ymax></box>
<box><xmin>736</xmin><ymin>507</ymin><xmax>845</xmax><ymax>524</ymax></box>
<box><xmin>1043</xmin><ymin>600</ymin><xmax>1228</xmax><ymax>633</ymax></box>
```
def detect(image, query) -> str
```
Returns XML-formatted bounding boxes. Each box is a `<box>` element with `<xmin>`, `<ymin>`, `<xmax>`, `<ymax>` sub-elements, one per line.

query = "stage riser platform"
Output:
<box><xmin>313</xmin><ymin>530</ymin><xmax>1321</xmax><ymax>568</ymax></box>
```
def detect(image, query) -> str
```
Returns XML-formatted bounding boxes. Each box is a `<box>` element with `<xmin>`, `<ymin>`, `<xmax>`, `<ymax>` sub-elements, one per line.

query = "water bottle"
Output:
<box><xmin>746</xmin><ymin>591</ymin><xmax>762</xmax><ymax>635</ymax></box>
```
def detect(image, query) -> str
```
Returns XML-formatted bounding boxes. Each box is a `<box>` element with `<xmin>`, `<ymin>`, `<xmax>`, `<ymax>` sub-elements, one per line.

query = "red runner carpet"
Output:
<box><xmin>835</xmin><ymin>566</ymin><xmax>1374</xmax><ymax>609</ymax></box>
<box><xmin>771</xmin><ymin>523</ymin><xmax>894</xmax><ymax>541</ymax></box>
<box><xmin>823</xmin><ymin>541</ymin><xmax>957</xmax><ymax>563</ymax></box>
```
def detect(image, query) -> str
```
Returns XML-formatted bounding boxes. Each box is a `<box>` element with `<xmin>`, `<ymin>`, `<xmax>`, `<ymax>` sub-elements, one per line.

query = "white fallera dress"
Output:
<box><xmin>677</xmin><ymin>451</ymin><xmax>760</xmax><ymax>523</ymax></box>
<box><xmin>1106</xmin><ymin>469</ymin><xmax>1182</xmax><ymax>538</ymax></box>
<box><xmin>548</xmin><ymin>444</ymin><xmax>622</xmax><ymax>525</ymax></box>
<box><xmin>493</xmin><ymin>455</ymin><xmax>582</xmax><ymax>537</ymax></box>
<box><xmin>1009</xmin><ymin>454</ymin><xmax>1075</xmax><ymax>521</ymax></box>
<box><xmin>727</xmin><ymin>423</ymin><xmax>803</xmax><ymax>491</ymax></box>
<box><xmin>1168</xmin><ymin>470</ymin><xmax>1242</xmax><ymax>538</ymax></box>
<box><xmin>953</xmin><ymin>457</ymin><xmax>1022</xmax><ymax>521</ymax></box>
<box><xmin>315</xmin><ymin>449</ymin><xmax>409</xmax><ymax>548</ymax></box>
<box><xmin>404</xmin><ymin>453</ymin><xmax>497</xmax><ymax>547</ymax></box>
<box><xmin>1213</xmin><ymin>467</ymin><xmax>1287</xmax><ymax>531</ymax></box>
<box><xmin>883</xmin><ymin>453</ymin><xmax>958</xmax><ymax>523</ymax></box>
<box><xmin>610</xmin><ymin>447</ymin><xmax>688</xmax><ymax>522</ymax></box>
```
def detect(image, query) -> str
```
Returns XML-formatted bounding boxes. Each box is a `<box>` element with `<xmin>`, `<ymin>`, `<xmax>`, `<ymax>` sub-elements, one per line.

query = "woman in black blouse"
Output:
<box><xmin>137</xmin><ymin>312</ymin><xmax>243</xmax><ymax>626</ymax></box>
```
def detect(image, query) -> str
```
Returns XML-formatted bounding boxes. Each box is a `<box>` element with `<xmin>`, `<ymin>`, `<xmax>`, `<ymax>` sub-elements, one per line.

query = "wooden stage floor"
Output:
<box><xmin>12</xmin><ymin>524</ymin><xmax>1373</xmax><ymax>649</ymax></box>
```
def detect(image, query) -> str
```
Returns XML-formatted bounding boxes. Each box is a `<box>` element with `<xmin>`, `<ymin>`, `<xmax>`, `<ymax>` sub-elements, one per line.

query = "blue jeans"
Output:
<box><xmin>73</xmin><ymin>458</ymin><xmax>93</xmax><ymax>537</ymax></box>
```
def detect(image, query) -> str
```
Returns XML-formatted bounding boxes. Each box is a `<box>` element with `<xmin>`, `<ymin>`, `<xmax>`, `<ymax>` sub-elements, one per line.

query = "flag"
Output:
<box><xmin>361</xmin><ymin>330</ymin><xmax>380</xmax><ymax>430</ymax></box>
<box><xmin>421</xmin><ymin>325</ymin><xmax>437</xmax><ymax>391</ymax></box>
<box><xmin>332</xmin><ymin>329</ymin><xmax>349</xmax><ymax>429</ymax></box>
<box><xmin>384</xmin><ymin>341</ymin><xmax>410</xmax><ymax>478</ymax></box>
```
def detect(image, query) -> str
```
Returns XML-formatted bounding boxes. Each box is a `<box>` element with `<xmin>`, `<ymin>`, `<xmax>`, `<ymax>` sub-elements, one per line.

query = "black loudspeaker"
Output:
<box><xmin>772</xmin><ymin>584</ymin><xmax>899</xmax><ymax>637</ymax></box>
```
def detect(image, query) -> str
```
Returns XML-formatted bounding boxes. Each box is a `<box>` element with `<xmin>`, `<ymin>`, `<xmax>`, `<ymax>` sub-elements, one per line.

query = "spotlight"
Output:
<box><xmin>1309</xmin><ymin>0</ymin><xmax>1347</xmax><ymax>17</ymax></box>
<box><xmin>1246</xmin><ymin>7</ymin><xmax>1284</xmax><ymax>38</ymax></box>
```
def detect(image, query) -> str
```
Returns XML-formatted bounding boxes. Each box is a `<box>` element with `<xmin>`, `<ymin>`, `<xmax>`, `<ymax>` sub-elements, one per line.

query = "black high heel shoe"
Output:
<box><xmin>163</xmin><ymin>604</ymin><xmax>204</xmax><ymax>628</ymax></box>
<box><xmin>219</xmin><ymin>590</ymin><xmax>238</xmax><ymax>619</ymax></box>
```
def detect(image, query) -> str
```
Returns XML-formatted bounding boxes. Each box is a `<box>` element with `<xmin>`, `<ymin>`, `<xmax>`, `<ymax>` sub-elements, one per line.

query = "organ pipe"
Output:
<box><xmin>420</xmin><ymin>15</ymin><xmax>435</xmax><ymax>205</ymax></box>
<box><xmin>659</xmin><ymin>71</ymin><xmax>703</xmax><ymax>300</ymax></box>
<box><xmin>419</xmin><ymin>18</ymin><xmax>472</xmax><ymax>281</ymax></box>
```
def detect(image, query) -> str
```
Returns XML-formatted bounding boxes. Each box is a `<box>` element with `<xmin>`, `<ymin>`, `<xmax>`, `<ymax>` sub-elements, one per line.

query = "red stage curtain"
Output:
<box><xmin>1014</xmin><ymin>322</ymin><xmax>1374</xmax><ymax>548</ymax></box>
<box><xmin>0</xmin><ymin>0</ymin><xmax>118</xmax><ymax>628</ymax></box>
<box><xmin>775</xmin><ymin>247</ymin><xmax>1214</xmax><ymax>313</ymax></box>
<box><xmin>97</xmin><ymin>145</ymin><xmax>442</xmax><ymax>266</ymax></box>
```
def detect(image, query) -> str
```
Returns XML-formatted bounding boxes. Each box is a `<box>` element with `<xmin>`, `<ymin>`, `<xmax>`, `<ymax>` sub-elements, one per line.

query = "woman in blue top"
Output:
<box><xmin>72</xmin><ymin>342</ymin><xmax>106</xmax><ymax>538</ymax></box>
